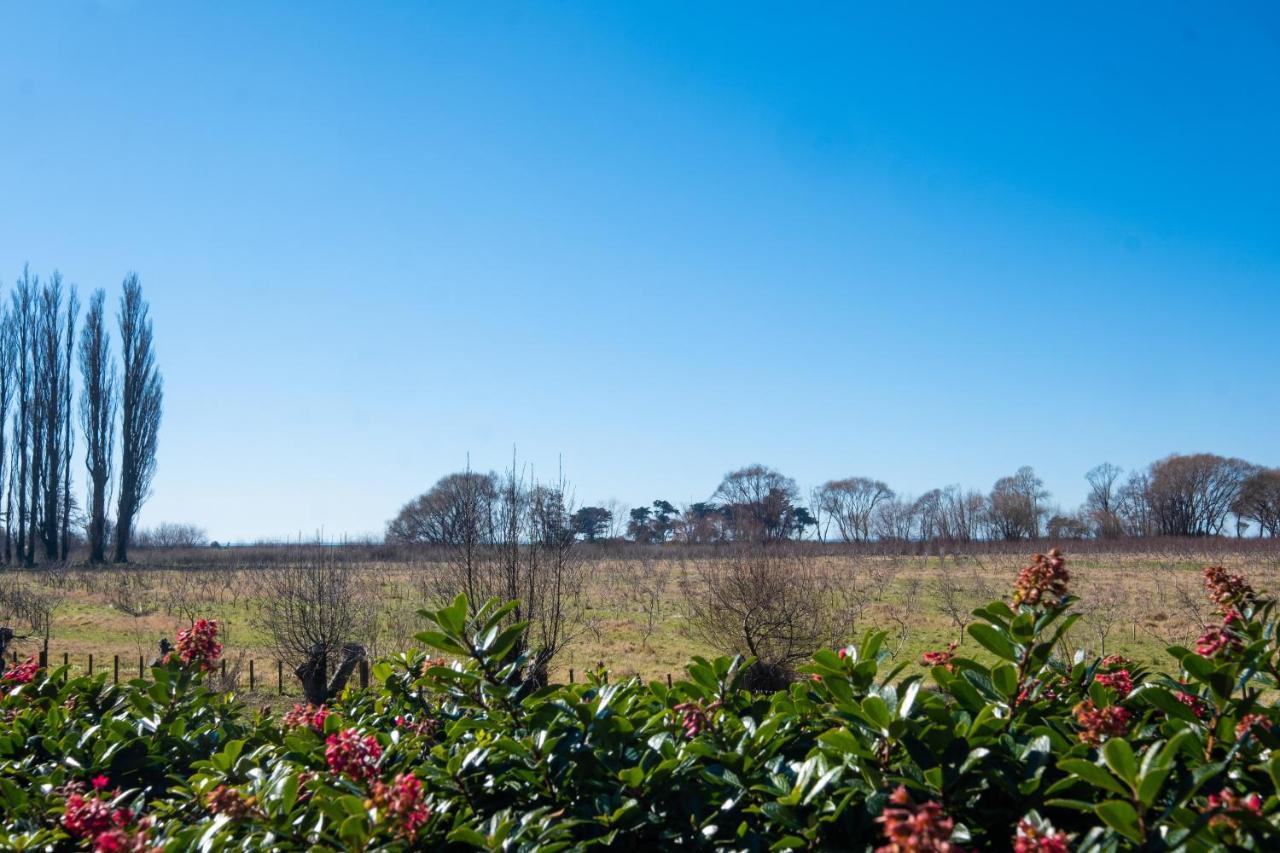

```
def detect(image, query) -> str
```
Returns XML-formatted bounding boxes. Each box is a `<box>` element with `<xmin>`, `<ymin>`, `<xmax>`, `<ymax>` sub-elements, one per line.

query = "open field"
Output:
<box><xmin>4</xmin><ymin>540</ymin><xmax>1280</xmax><ymax>702</ymax></box>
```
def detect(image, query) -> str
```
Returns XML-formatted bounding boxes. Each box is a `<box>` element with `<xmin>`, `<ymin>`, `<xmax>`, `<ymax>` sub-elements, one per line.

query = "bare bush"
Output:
<box><xmin>627</xmin><ymin>557</ymin><xmax>668</xmax><ymax>652</ymax></box>
<box><xmin>681</xmin><ymin>546</ymin><xmax>850</xmax><ymax>690</ymax></box>
<box><xmin>135</xmin><ymin>522</ymin><xmax>208</xmax><ymax>549</ymax></box>
<box><xmin>255</xmin><ymin>551</ymin><xmax>375</xmax><ymax>704</ymax></box>
<box><xmin>0</xmin><ymin>577</ymin><xmax>62</xmax><ymax>659</ymax></box>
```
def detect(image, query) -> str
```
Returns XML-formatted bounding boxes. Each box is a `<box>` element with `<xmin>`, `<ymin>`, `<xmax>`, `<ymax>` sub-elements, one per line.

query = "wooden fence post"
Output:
<box><xmin>569</xmin><ymin>668</ymin><xmax>574</xmax><ymax>684</ymax></box>
<box><xmin>63</xmin><ymin>652</ymin><xmax>69</xmax><ymax>668</ymax></box>
<box><xmin>277</xmin><ymin>660</ymin><xmax>283</xmax><ymax>695</ymax></box>
<box><xmin>139</xmin><ymin>655</ymin><xmax>144</xmax><ymax>679</ymax></box>
<box><xmin>359</xmin><ymin>659</ymin><xmax>369</xmax><ymax>689</ymax></box>
<box><xmin>114</xmin><ymin>655</ymin><xmax>119</xmax><ymax>685</ymax></box>
<box><xmin>667</xmin><ymin>673</ymin><xmax>672</xmax><ymax>688</ymax></box>
<box><xmin>249</xmin><ymin>659</ymin><xmax>255</xmax><ymax>692</ymax></box>
<box><xmin>88</xmin><ymin>654</ymin><xmax>94</xmax><ymax>675</ymax></box>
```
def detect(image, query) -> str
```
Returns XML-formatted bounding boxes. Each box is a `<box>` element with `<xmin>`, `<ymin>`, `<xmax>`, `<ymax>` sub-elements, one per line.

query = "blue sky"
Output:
<box><xmin>1</xmin><ymin>2</ymin><xmax>1277</xmax><ymax>541</ymax></box>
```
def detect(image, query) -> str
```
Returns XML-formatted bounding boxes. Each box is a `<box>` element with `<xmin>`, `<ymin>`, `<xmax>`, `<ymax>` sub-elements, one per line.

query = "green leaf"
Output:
<box><xmin>413</xmin><ymin>631</ymin><xmax>468</xmax><ymax>656</ymax></box>
<box><xmin>1095</xmin><ymin>800</ymin><xmax>1142</xmax><ymax>843</ymax></box>
<box><xmin>991</xmin><ymin>663</ymin><xmax>1018</xmax><ymax>699</ymax></box>
<box><xmin>1057</xmin><ymin>759</ymin><xmax>1127</xmax><ymax>797</ymax></box>
<box><xmin>1102</xmin><ymin>738</ymin><xmax>1138</xmax><ymax>787</ymax></box>
<box><xmin>967</xmin><ymin>623</ymin><xmax>1019</xmax><ymax>662</ymax></box>
<box><xmin>1137</xmin><ymin>766</ymin><xmax>1171</xmax><ymax>808</ymax></box>
<box><xmin>861</xmin><ymin>696</ymin><xmax>892</xmax><ymax>730</ymax></box>
<box><xmin>1010</xmin><ymin>612</ymin><xmax>1036</xmax><ymax>643</ymax></box>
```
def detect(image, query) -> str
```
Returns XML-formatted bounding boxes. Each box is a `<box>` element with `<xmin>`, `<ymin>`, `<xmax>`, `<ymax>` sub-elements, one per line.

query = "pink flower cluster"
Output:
<box><xmin>63</xmin><ymin>786</ymin><xmax>154</xmax><ymax>853</ymax></box>
<box><xmin>369</xmin><ymin>772</ymin><xmax>431</xmax><ymax>841</ymax></box>
<box><xmin>875</xmin><ymin>786</ymin><xmax>957</xmax><ymax>853</ymax></box>
<box><xmin>1204</xmin><ymin>788</ymin><xmax>1262</xmax><ymax>828</ymax></box>
<box><xmin>1235</xmin><ymin>713</ymin><xmax>1273</xmax><ymax>740</ymax></box>
<box><xmin>1195</xmin><ymin>611</ymin><xmax>1243</xmax><ymax>660</ymax></box>
<box><xmin>1175</xmin><ymin>685</ymin><xmax>1210</xmax><ymax>720</ymax></box>
<box><xmin>88</xmin><ymin>822</ymin><xmax>156</xmax><ymax>853</ymax></box>
<box><xmin>63</xmin><ymin>793</ymin><xmax>129</xmax><ymax>838</ymax></box>
<box><xmin>921</xmin><ymin>642</ymin><xmax>958</xmax><ymax>673</ymax></box>
<box><xmin>1073</xmin><ymin>700</ymin><xmax>1131</xmax><ymax>745</ymax></box>
<box><xmin>1011</xmin><ymin>549</ymin><xmax>1070</xmax><ymax>609</ymax></box>
<box><xmin>1013</xmin><ymin>819</ymin><xmax>1070</xmax><ymax>853</ymax></box>
<box><xmin>205</xmin><ymin>785</ymin><xmax>257</xmax><ymax>819</ymax></box>
<box><xmin>1</xmin><ymin>655</ymin><xmax>38</xmax><ymax>684</ymax></box>
<box><xmin>672</xmin><ymin>700</ymin><xmax>720</xmax><ymax>738</ymax></box>
<box><xmin>283</xmin><ymin>703</ymin><xmax>330</xmax><ymax>732</ymax></box>
<box><xmin>1203</xmin><ymin>565</ymin><xmax>1254</xmax><ymax>609</ymax></box>
<box><xmin>1015</xmin><ymin>675</ymin><xmax>1066</xmax><ymax>709</ymax></box>
<box><xmin>325</xmin><ymin>728</ymin><xmax>383</xmax><ymax>783</ymax></box>
<box><xmin>171</xmin><ymin>619</ymin><xmax>222</xmax><ymax>671</ymax></box>
<box><xmin>1094</xmin><ymin>669</ymin><xmax>1133</xmax><ymax>697</ymax></box>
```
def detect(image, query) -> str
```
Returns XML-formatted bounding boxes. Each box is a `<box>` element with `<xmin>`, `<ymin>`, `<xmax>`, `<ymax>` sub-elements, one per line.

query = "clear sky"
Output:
<box><xmin>1</xmin><ymin>2</ymin><xmax>1277</xmax><ymax>541</ymax></box>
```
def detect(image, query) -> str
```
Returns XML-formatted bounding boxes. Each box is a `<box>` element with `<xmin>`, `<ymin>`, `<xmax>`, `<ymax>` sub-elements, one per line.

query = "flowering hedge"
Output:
<box><xmin>2</xmin><ymin>551</ymin><xmax>1279</xmax><ymax>850</ymax></box>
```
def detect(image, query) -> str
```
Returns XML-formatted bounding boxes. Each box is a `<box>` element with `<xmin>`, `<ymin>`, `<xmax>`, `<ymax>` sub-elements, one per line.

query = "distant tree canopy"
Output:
<box><xmin>714</xmin><ymin>465</ymin><xmax>803</xmax><ymax>543</ymax></box>
<box><xmin>389</xmin><ymin>451</ymin><xmax>1278</xmax><ymax>550</ymax></box>
<box><xmin>386</xmin><ymin>471</ymin><xmax>498</xmax><ymax>546</ymax></box>
<box><xmin>570</xmin><ymin>506</ymin><xmax>612</xmax><ymax>541</ymax></box>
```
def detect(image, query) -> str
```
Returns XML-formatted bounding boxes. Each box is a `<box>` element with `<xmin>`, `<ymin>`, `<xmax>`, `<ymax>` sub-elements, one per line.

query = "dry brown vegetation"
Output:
<box><xmin>2</xmin><ymin>539</ymin><xmax>1279</xmax><ymax>702</ymax></box>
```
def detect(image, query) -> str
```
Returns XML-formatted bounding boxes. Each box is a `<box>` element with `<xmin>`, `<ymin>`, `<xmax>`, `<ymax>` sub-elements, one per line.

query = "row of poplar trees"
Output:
<box><xmin>1</xmin><ymin>266</ymin><xmax>162</xmax><ymax>565</ymax></box>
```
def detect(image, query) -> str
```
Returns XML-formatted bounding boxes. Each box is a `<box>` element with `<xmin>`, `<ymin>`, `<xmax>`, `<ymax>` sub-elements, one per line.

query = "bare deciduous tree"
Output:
<box><xmin>818</xmin><ymin>477</ymin><xmax>893</xmax><ymax>542</ymax></box>
<box><xmin>1085</xmin><ymin>463</ymin><xmax>1124</xmax><ymax>538</ymax></box>
<box><xmin>114</xmin><ymin>274</ymin><xmax>162</xmax><ymax>563</ymax></box>
<box><xmin>1235</xmin><ymin>468</ymin><xmax>1280</xmax><ymax>537</ymax></box>
<box><xmin>79</xmin><ymin>289</ymin><xmax>117</xmax><ymax>564</ymax></box>
<box><xmin>1147</xmin><ymin>453</ymin><xmax>1251</xmax><ymax>537</ymax></box>
<box><xmin>988</xmin><ymin>466</ymin><xmax>1049</xmax><ymax>540</ymax></box>
<box><xmin>713</xmin><ymin>465</ymin><xmax>801</xmax><ymax>543</ymax></box>
<box><xmin>0</xmin><ymin>303</ymin><xmax>13</xmax><ymax>564</ymax></box>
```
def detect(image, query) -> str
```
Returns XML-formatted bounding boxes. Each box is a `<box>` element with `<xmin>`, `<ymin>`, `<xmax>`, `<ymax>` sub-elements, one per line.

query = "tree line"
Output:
<box><xmin>388</xmin><ymin>453</ymin><xmax>1280</xmax><ymax>547</ymax></box>
<box><xmin>0</xmin><ymin>266</ymin><xmax>162</xmax><ymax>565</ymax></box>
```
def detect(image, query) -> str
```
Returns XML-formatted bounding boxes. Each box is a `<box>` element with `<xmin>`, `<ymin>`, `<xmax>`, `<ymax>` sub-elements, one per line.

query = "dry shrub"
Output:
<box><xmin>681</xmin><ymin>546</ymin><xmax>854</xmax><ymax>690</ymax></box>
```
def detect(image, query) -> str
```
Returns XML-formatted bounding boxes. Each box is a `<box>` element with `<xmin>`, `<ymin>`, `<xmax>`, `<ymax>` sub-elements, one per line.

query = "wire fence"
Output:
<box><xmin>7</xmin><ymin>649</ymin><xmax>683</xmax><ymax>695</ymax></box>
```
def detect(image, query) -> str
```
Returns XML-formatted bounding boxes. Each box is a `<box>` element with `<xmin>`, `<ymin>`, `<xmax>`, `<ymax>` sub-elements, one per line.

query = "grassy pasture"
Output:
<box><xmin>3</xmin><ymin>542</ymin><xmax>1279</xmax><ymax>703</ymax></box>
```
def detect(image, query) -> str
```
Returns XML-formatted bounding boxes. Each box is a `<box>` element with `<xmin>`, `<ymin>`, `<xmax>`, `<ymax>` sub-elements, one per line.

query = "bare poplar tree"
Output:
<box><xmin>0</xmin><ymin>304</ymin><xmax>13</xmax><ymax>564</ymax></box>
<box><xmin>79</xmin><ymin>290</ymin><xmax>116</xmax><ymax>564</ymax></box>
<box><xmin>34</xmin><ymin>276</ymin><xmax>75</xmax><ymax>561</ymax></box>
<box><xmin>114</xmin><ymin>274</ymin><xmax>162</xmax><ymax>563</ymax></box>
<box><xmin>59</xmin><ymin>287</ymin><xmax>78</xmax><ymax>560</ymax></box>
<box><xmin>10</xmin><ymin>269</ymin><xmax>36</xmax><ymax>567</ymax></box>
<box><xmin>35</xmin><ymin>276</ymin><xmax>61</xmax><ymax>560</ymax></box>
